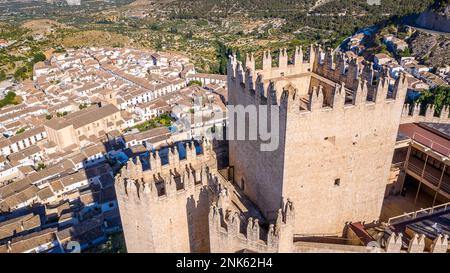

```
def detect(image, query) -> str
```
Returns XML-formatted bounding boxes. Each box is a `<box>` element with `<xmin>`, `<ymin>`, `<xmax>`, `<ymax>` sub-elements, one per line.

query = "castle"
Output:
<box><xmin>227</xmin><ymin>45</ymin><xmax>408</xmax><ymax>235</ymax></box>
<box><xmin>114</xmin><ymin>45</ymin><xmax>448</xmax><ymax>253</ymax></box>
<box><xmin>115</xmin><ymin>139</ymin><xmax>295</xmax><ymax>253</ymax></box>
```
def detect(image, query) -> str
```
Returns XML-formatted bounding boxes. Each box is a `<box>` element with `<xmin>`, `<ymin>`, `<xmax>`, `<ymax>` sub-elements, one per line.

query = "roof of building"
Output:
<box><xmin>419</xmin><ymin>123</ymin><xmax>450</xmax><ymax>140</ymax></box>
<box><xmin>37</xmin><ymin>187</ymin><xmax>55</xmax><ymax>201</ymax></box>
<box><xmin>123</xmin><ymin>127</ymin><xmax>170</xmax><ymax>143</ymax></box>
<box><xmin>0</xmin><ymin>213</ymin><xmax>41</xmax><ymax>240</ymax></box>
<box><xmin>392</xmin><ymin>211</ymin><xmax>450</xmax><ymax>241</ymax></box>
<box><xmin>0</xmin><ymin>127</ymin><xmax>46</xmax><ymax>149</ymax></box>
<box><xmin>399</xmin><ymin>123</ymin><xmax>450</xmax><ymax>156</ymax></box>
<box><xmin>44</xmin><ymin>104</ymin><xmax>120</xmax><ymax>130</ymax></box>
<box><xmin>7</xmin><ymin>145</ymin><xmax>41</xmax><ymax>163</ymax></box>
<box><xmin>60</xmin><ymin>171</ymin><xmax>88</xmax><ymax>188</ymax></box>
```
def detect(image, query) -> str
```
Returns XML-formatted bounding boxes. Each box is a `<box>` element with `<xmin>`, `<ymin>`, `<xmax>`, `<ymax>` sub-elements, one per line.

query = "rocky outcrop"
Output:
<box><xmin>415</xmin><ymin>5</ymin><xmax>450</xmax><ymax>33</ymax></box>
<box><xmin>408</xmin><ymin>30</ymin><xmax>450</xmax><ymax>68</ymax></box>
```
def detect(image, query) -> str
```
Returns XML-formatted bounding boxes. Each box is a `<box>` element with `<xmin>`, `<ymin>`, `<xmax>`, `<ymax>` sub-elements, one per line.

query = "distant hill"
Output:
<box><xmin>22</xmin><ymin>19</ymin><xmax>69</xmax><ymax>34</ymax></box>
<box><xmin>121</xmin><ymin>0</ymin><xmax>436</xmax><ymax>39</ymax></box>
<box><xmin>415</xmin><ymin>2</ymin><xmax>450</xmax><ymax>33</ymax></box>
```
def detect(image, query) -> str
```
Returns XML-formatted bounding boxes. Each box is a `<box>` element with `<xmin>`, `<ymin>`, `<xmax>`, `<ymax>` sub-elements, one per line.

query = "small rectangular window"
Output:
<box><xmin>334</xmin><ymin>178</ymin><xmax>341</xmax><ymax>186</ymax></box>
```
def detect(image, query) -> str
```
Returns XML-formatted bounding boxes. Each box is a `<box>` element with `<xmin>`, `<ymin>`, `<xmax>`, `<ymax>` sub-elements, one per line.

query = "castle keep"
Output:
<box><xmin>227</xmin><ymin>45</ymin><xmax>408</xmax><ymax>235</ymax></box>
<box><xmin>115</xmin><ymin>139</ymin><xmax>296</xmax><ymax>253</ymax></box>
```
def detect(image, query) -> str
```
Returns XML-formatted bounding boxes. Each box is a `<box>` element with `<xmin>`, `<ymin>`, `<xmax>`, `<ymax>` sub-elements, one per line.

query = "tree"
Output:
<box><xmin>188</xmin><ymin>80</ymin><xmax>202</xmax><ymax>86</ymax></box>
<box><xmin>185</xmin><ymin>30</ymin><xmax>193</xmax><ymax>39</ymax></box>
<box><xmin>16</xmin><ymin>127</ymin><xmax>26</xmax><ymax>135</ymax></box>
<box><xmin>398</xmin><ymin>48</ymin><xmax>411</xmax><ymax>58</ymax></box>
<box><xmin>0</xmin><ymin>70</ymin><xmax>6</xmax><ymax>81</ymax></box>
<box><xmin>416</xmin><ymin>86</ymin><xmax>450</xmax><ymax>116</ymax></box>
<box><xmin>32</xmin><ymin>52</ymin><xmax>46</xmax><ymax>63</ymax></box>
<box><xmin>57</xmin><ymin>111</ymin><xmax>68</xmax><ymax>117</ymax></box>
<box><xmin>14</xmin><ymin>66</ymin><xmax>28</xmax><ymax>81</ymax></box>
<box><xmin>36</xmin><ymin>163</ymin><xmax>46</xmax><ymax>171</ymax></box>
<box><xmin>0</xmin><ymin>92</ymin><xmax>19</xmax><ymax>108</ymax></box>
<box><xmin>169</xmin><ymin>26</ymin><xmax>178</xmax><ymax>34</ymax></box>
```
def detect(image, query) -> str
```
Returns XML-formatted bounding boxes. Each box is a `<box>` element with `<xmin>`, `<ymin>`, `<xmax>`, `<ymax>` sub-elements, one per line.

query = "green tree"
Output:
<box><xmin>14</xmin><ymin>66</ymin><xmax>28</xmax><ymax>81</ymax></box>
<box><xmin>0</xmin><ymin>92</ymin><xmax>19</xmax><ymax>108</ymax></box>
<box><xmin>57</xmin><ymin>111</ymin><xmax>68</xmax><ymax>117</ymax></box>
<box><xmin>187</xmin><ymin>80</ymin><xmax>202</xmax><ymax>86</ymax></box>
<box><xmin>16</xmin><ymin>127</ymin><xmax>26</xmax><ymax>135</ymax></box>
<box><xmin>36</xmin><ymin>163</ymin><xmax>46</xmax><ymax>171</ymax></box>
<box><xmin>0</xmin><ymin>70</ymin><xmax>6</xmax><ymax>81</ymax></box>
<box><xmin>32</xmin><ymin>52</ymin><xmax>46</xmax><ymax>63</ymax></box>
<box><xmin>398</xmin><ymin>48</ymin><xmax>411</xmax><ymax>58</ymax></box>
<box><xmin>185</xmin><ymin>30</ymin><xmax>193</xmax><ymax>39</ymax></box>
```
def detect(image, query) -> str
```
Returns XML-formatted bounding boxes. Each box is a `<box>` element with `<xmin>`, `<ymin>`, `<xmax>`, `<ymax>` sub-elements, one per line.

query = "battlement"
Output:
<box><xmin>227</xmin><ymin>46</ymin><xmax>408</xmax><ymax>116</ymax></box>
<box><xmin>227</xmin><ymin>46</ymin><xmax>410</xmax><ymax>237</ymax></box>
<box><xmin>384</xmin><ymin>232</ymin><xmax>449</xmax><ymax>253</ymax></box>
<box><xmin>312</xmin><ymin>46</ymin><xmax>380</xmax><ymax>90</ymax></box>
<box><xmin>401</xmin><ymin>104</ymin><xmax>450</xmax><ymax>124</ymax></box>
<box><xmin>233</xmin><ymin>46</ymin><xmax>311</xmax><ymax>81</ymax></box>
<box><xmin>208</xmin><ymin>199</ymin><xmax>295</xmax><ymax>253</ymax></box>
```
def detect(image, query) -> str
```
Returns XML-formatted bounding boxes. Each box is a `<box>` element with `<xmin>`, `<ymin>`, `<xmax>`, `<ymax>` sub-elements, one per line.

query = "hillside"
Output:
<box><xmin>22</xmin><ymin>19</ymin><xmax>69</xmax><ymax>34</ymax></box>
<box><xmin>408</xmin><ymin>30</ymin><xmax>450</xmax><ymax>68</ymax></box>
<box><xmin>415</xmin><ymin>2</ymin><xmax>450</xmax><ymax>32</ymax></box>
<box><xmin>0</xmin><ymin>0</ymin><xmax>444</xmax><ymax>77</ymax></box>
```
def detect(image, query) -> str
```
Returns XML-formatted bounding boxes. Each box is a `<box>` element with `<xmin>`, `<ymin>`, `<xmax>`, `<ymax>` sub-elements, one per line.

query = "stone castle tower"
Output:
<box><xmin>114</xmin><ymin>141</ymin><xmax>218</xmax><ymax>252</ymax></box>
<box><xmin>115</xmin><ymin>45</ymin><xmax>411</xmax><ymax>252</ymax></box>
<box><xmin>115</xmin><ymin>139</ymin><xmax>297</xmax><ymax>253</ymax></box>
<box><xmin>227</xmin><ymin>45</ymin><xmax>408</xmax><ymax>235</ymax></box>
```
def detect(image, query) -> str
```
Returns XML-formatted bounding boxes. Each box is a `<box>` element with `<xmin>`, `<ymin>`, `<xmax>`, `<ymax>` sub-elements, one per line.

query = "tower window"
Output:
<box><xmin>334</xmin><ymin>178</ymin><xmax>341</xmax><ymax>186</ymax></box>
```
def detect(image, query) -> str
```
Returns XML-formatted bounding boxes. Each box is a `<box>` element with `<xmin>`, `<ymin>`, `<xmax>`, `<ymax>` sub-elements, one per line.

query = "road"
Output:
<box><xmin>406</xmin><ymin>25</ymin><xmax>450</xmax><ymax>37</ymax></box>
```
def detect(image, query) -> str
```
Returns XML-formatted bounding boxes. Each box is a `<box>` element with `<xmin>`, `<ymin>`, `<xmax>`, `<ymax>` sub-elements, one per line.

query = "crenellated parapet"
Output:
<box><xmin>114</xmin><ymin>138</ymin><xmax>228</xmax><ymax>253</ymax></box>
<box><xmin>208</xmin><ymin>199</ymin><xmax>295</xmax><ymax>253</ymax></box>
<box><xmin>229</xmin><ymin>46</ymin><xmax>311</xmax><ymax>88</ymax></box>
<box><xmin>385</xmin><ymin>232</ymin><xmax>403</xmax><ymax>253</ymax></box>
<box><xmin>359</xmin><ymin>229</ymin><xmax>449</xmax><ymax>253</ymax></box>
<box><xmin>384</xmin><ymin>231</ymin><xmax>448</xmax><ymax>253</ymax></box>
<box><xmin>116</xmin><ymin>161</ymin><xmax>220</xmax><ymax>202</ymax></box>
<box><xmin>227</xmin><ymin>46</ymin><xmax>408</xmax><ymax>118</ymax></box>
<box><xmin>312</xmin><ymin>46</ymin><xmax>364</xmax><ymax>91</ymax></box>
<box><xmin>401</xmin><ymin>103</ymin><xmax>450</xmax><ymax>124</ymax></box>
<box><xmin>115</xmin><ymin>140</ymin><xmax>220</xmax><ymax>204</ymax></box>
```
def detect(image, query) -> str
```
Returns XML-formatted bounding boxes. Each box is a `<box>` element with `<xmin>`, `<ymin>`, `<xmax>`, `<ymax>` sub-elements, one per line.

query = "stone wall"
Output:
<box><xmin>227</xmin><ymin>45</ymin><xmax>409</xmax><ymax>235</ymax></box>
<box><xmin>400</xmin><ymin>104</ymin><xmax>450</xmax><ymax>124</ymax></box>
<box><xmin>208</xmin><ymin>199</ymin><xmax>295</xmax><ymax>253</ymax></box>
<box><xmin>115</xmin><ymin>141</ymin><xmax>224</xmax><ymax>252</ymax></box>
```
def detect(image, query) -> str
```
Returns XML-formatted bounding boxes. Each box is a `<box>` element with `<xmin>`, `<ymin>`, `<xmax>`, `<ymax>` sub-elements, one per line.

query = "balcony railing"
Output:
<box><xmin>387</xmin><ymin>201</ymin><xmax>450</xmax><ymax>225</ymax></box>
<box><xmin>407</xmin><ymin>158</ymin><xmax>450</xmax><ymax>195</ymax></box>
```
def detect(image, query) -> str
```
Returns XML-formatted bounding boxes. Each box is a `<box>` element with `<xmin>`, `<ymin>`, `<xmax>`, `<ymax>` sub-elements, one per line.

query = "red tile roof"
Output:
<box><xmin>399</xmin><ymin>123</ymin><xmax>450</xmax><ymax>156</ymax></box>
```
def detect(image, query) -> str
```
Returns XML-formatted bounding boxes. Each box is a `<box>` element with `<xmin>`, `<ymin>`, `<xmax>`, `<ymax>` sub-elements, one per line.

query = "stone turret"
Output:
<box><xmin>114</xmin><ymin>141</ymin><xmax>222</xmax><ymax>253</ymax></box>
